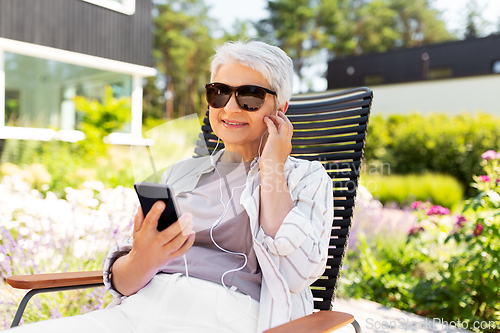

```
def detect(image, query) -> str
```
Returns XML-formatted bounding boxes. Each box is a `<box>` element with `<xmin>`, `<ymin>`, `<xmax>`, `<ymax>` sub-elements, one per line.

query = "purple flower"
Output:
<box><xmin>411</xmin><ymin>201</ymin><xmax>422</xmax><ymax>210</ymax></box>
<box><xmin>426</xmin><ymin>205</ymin><xmax>450</xmax><ymax>216</ymax></box>
<box><xmin>474</xmin><ymin>223</ymin><xmax>483</xmax><ymax>236</ymax></box>
<box><xmin>482</xmin><ymin>150</ymin><xmax>500</xmax><ymax>160</ymax></box>
<box><xmin>479</xmin><ymin>175</ymin><xmax>490</xmax><ymax>182</ymax></box>
<box><xmin>455</xmin><ymin>215</ymin><xmax>467</xmax><ymax>228</ymax></box>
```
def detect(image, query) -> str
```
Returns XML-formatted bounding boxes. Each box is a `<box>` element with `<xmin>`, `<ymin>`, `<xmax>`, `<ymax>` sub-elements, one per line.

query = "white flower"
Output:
<box><xmin>19</xmin><ymin>227</ymin><xmax>30</xmax><ymax>236</ymax></box>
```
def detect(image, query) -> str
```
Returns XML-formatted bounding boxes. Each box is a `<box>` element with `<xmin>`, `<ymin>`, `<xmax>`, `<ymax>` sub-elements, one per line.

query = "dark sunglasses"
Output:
<box><xmin>205</xmin><ymin>82</ymin><xmax>277</xmax><ymax>112</ymax></box>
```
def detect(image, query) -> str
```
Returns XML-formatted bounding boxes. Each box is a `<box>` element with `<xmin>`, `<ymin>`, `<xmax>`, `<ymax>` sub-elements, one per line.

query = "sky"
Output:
<box><xmin>203</xmin><ymin>0</ymin><xmax>500</xmax><ymax>92</ymax></box>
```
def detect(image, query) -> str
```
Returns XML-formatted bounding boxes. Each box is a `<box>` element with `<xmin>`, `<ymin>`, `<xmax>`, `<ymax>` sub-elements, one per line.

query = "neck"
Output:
<box><xmin>223</xmin><ymin>132</ymin><xmax>267</xmax><ymax>162</ymax></box>
<box><xmin>223</xmin><ymin>146</ymin><xmax>258</xmax><ymax>163</ymax></box>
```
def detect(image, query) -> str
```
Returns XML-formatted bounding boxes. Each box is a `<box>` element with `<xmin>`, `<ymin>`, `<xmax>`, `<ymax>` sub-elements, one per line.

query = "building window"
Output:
<box><xmin>4</xmin><ymin>52</ymin><xmax>132</xmax><ymax>131</ymax></box>
<box><xmin>428</xmin><ymin>67</ymin><xmax>453</xmax><ymax>80</ymax></box>
<box><xmin>493</xmin><ymin>60</ymin><xmax>500</xmax><ymax>74</ymax></box>
<box><xmin>5</xmin><ymin>90</ymin><xmax>20</xmax><ymax>126</ymax></box>
<box><xmin>363</xmin><ymin>74</ymin><xmax>384</xmax><ymax>86</ymax></box>
<box><xmin>82</xmin><ymin>0</ymin><xmax>135</xmax><ymax>15</ymax></box>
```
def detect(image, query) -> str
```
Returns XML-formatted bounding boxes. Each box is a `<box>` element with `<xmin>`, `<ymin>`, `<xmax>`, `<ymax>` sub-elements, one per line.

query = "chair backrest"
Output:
<box><xmin>195</xmin><ymin>87</ymin><xmax>373</xmax><ymax>311</ymax></box>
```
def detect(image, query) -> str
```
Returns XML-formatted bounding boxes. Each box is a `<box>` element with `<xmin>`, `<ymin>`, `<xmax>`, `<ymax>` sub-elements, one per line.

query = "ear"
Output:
<box><xmin>277</xmin><ymin>101</ymin><xmax>289</xmax><ymax>114</ymax></box>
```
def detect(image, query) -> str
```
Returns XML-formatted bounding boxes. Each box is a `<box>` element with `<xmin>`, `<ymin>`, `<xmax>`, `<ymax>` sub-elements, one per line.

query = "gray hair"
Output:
<box><xmin>210</xmin><ymin>40</ymin><xmax>294</xmax><ymax>108</ymax></box>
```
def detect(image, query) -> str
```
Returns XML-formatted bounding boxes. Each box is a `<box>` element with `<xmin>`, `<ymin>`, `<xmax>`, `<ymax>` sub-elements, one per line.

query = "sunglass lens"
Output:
<box><xmin>237</xmin><ymin>86</ymin><xmax>266</xmax><ymax>111</ymax></box>
<box><xmin>206</xmin><ymin>83</ymin><xmax>231</xmax><ymax>108</ymax></box>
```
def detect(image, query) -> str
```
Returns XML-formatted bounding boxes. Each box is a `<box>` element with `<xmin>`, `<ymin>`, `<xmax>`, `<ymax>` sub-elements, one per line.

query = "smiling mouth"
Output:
<box><xmin>223</xmin><ymin>120</ymin><xmax>247</xmax><ymax>126</ymax></box>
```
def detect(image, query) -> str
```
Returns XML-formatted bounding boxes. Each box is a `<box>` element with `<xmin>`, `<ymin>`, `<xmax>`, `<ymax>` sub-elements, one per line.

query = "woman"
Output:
<box><xmin>10</xmin><ymin>40</ymin><xmax>333</xmax><ymax>333</ymax></box>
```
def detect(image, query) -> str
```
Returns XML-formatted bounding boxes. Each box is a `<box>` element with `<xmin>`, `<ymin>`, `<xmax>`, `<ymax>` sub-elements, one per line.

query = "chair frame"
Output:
<box><xmin>7</xmin><ymin>87</ymin><xmax>372</xmax><ymax>332</ymax></box>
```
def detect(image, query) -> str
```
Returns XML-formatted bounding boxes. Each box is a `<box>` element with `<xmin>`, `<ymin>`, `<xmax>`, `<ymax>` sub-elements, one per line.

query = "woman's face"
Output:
<box><xmin>209</xmin><ymin>62</ymin><xmax>284</xmax><ymax>161</ymax></box>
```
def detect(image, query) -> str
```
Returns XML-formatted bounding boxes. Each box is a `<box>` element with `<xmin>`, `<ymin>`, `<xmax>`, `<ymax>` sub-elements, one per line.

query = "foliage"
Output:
<box><xmin>316</xmin><ymin>0</ymin><xmax>454</xmax><ymax>57</ymax></box>
<box><xmin>0</xmin><ymin>140</ymin><xmax>135</xmax><ymax>198</ymax></box>
<box><xmin>464</xmin><ymin>0</ymin><xmax>489</xmax><ymax>39</ymax></box>
<box><xmin>0</xmin><ymin>177</ymin><xmax>137</xmax><ymax>329</ymax></box>
<box><xmin>256</xmin><ymin>0</ymin><xmax>323</xmax><ymax>88</ymax></box>
<box><xmin>153</xmin><ymin>0</ymin><xmax>215</xmax><ymax>119</ymax></box>
<box><xmin>74</xmin><ymin>85</ymin><xmax>131</xmax><ymax>158</ymax></box>
<box><xmin>441</xmin><ymin>151</ymin><xmax>500</xmax><ymax>326</ymax></box>
<box><xmin>339</xmin><ymin>151</ymin><xmax>500</xmax><ymax>332</ymax></box>
<box><xmin>364</xmin><ymin>112</ymin><xmax>500</xmax><ymax>196</ymax></box>
<box><xmin>360</xmin><ymin>172</ymin><xmax>464</xmax><ymax>209</ymax></box>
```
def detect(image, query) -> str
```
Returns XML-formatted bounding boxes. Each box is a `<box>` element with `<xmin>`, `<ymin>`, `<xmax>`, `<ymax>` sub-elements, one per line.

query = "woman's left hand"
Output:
<box><xmin>261</xmin><ymin>111</ymin><xmax>293</xmax><ymax>168</ymax></box>
<box><xmin>259</xmin><ymin>110</ymin><xmax>294</xmax><ymax>237</ymax></box>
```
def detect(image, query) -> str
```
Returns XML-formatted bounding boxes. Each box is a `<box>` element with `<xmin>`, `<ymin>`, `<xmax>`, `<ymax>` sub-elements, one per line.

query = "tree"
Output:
<box><xmin>317</xmin><ymin>0</ymin><xmax>454</xmax><ymax>58</ymax></box>
<box><xmin>389</xmin><ymin>0</ymin><xmax>452</xmax><ymax>48</ymax></box>
<box><xmin>316</xmin><ymin>0</ymin><xmax>358</xmax><ymax>56</ymax></box>
<box><xmin>355</xmin><ymin>0</ymin><xmax>400</xmax><ymax>54</ymax></box>
<box><xmin>153</xmin><ymin>0</ymin><xmax>215</xmax><ymax>119</ymax></box>
<box><xmin>463</xmin><ymin>0</ymin><xmax>486</xmax><ymax>39</ymax></box>
<box><xmin>257</xmin><ymin>0</ymin><xmax>324</xmax><ymax>91</ymax></box>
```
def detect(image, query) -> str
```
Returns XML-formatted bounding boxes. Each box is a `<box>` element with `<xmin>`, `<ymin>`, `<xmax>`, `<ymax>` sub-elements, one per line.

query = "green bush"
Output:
<box><xmin>360</xmin><ymin>173</ymin><xmax>464</xmax><ymax>210</ymax></box>
<box><xmin>364</xmin><ymin>112</ymin><xmax>500</xmax><ymax>196</ymax></box>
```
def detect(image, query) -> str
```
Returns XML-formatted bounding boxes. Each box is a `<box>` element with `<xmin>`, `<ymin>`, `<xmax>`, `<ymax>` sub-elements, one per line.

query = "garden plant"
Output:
<box><xmin>340</xmin><ymin>150</ymin><xmax>500</xmax><ymax>332</ymax></box>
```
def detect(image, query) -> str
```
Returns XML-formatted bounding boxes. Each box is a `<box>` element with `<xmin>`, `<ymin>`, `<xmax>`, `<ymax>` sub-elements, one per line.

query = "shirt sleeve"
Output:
<box><xmin>259</xmin><ymin>160</ymin><xmax>334</xmax><ymax>293</ymax></box>
<box><xmin>102</xmin><ymin>236</ymin><xmax>133</xmax><ymax>299</ymax></box>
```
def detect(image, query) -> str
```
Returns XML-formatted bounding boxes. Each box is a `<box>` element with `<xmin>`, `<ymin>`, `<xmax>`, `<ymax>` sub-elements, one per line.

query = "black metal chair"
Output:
<box><xmin>7</xmin><ymin>87</ymin><xmax>373</xmax><ymax>332</ymax></box>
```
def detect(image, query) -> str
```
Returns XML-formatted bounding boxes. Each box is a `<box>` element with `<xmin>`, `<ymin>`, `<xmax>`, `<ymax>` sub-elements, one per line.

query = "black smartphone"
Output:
<box><xmin>134</xmin><ymin>182</ymin><xmax>181</xmax><ymax>232</ymax></box>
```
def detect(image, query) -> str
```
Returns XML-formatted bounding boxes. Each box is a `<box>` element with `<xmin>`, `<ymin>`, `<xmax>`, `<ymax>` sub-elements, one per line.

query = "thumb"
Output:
<box><xmin>143</xmin><ymin>200</ymin><xmax>166</xmax><ymax>232</ymax></box>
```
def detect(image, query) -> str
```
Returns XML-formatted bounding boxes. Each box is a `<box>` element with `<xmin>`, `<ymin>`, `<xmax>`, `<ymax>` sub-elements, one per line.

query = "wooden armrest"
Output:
<box><xmin>264</xmin><ymin>311</ymin><xmax>354</xmax><ymax>333</ymax></box>
<box><xmin>6</xmin><ymin>271</ymin><xmax>104</xmax><ymax>290</ymax></box>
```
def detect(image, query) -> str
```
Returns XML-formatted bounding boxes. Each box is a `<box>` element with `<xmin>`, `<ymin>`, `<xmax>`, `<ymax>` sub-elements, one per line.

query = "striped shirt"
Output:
<box><xmin>103</xmin><ymin>150</ymin><xmax>334</xmax><ymax>332</ymax></box>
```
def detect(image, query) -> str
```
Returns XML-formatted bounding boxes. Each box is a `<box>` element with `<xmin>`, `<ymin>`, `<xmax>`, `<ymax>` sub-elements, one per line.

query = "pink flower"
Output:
<box><xmin>411</xmin><ymin>201</ymin><xmax>422</xmax><ymax>210</ymax></box>
<box><xmin>426</xmin><ymin>205</ymin><xmax>450</xmax><ymax>216</ymax></box>
<box><xmin>455</xmin><ymin>215</ymin><xmax>467</xmax><ymax>228</ymax></box>
<box><xmin>473</xmin><ymin>223</ymin><xmax>483</xmax><ymax>236</ymax></box>
<box><xmin>482</xmin><ymin>150</ymin><xmax>500</xmax><ymax>160</ymax></box>
<box><xmin>479</xmin><ymin>175</ymin><xmax>491</xmax><ymax>182</ymax></box>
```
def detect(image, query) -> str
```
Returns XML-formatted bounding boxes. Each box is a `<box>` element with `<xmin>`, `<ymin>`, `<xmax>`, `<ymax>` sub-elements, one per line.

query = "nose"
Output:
<box><xmin>224</xmin><ymin>92</ymin><xmax>242</xmax><ymax>113</ymax></box>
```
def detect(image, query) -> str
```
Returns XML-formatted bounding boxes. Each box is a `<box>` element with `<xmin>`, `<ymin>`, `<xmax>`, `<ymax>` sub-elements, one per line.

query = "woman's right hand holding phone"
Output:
<box><xmin>111</xmin><ymin>201</ymin><xmax>195</xmax><ymax>296</ymax></box>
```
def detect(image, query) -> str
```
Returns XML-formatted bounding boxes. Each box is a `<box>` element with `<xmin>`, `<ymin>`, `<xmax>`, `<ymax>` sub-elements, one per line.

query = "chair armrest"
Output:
<box><xmin>263</xmin><ymin>311</ymin><xmax>354</xmax><ymax>333</ymax></box>
<box><xmin>6</xmin><ymin>271</ymin><xmax>104</xmax><ymax>290</ymax></box>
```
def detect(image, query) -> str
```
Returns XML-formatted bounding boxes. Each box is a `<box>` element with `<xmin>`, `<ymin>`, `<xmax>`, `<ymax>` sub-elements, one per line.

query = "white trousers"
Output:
<box><xmin>9</xmin><ymin>274</ymin><xmax>259</xmax><ymax>333</ymax></box>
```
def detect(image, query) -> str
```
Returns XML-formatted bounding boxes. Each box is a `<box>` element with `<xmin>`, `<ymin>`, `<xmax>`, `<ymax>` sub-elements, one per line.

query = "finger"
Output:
<box><xmin>133</xmin><ymin>206</ymin><xmax>145</xmax><ymax>234</ymax></box>
<box><xmin>264</xmin><ymin>116</ymin><xmax>278</xmax><ymax>134</ymax></box>
<box><xmin>279</xmin><ymin>111</ymin><xmax>292</xmax><ymax>126</ymax></box>
<box><xmin>278</xmin><ymin>111</ymin><xmax>293</xmax><ymax>134</ymax></box>
<box><xmin>178</xmin><ymin>213</ymin><xmax>194</xmax><ymax>236</ymax></box>
<box><xmin>269</xmin><ymin>113</ymin><xmax>289</xmax><ymax>135</ymax></box>
<box><xmin>165</xmin><ymin>232</ymin><xmax>196</xmax><ymax>260</ymax></box>
<box><xmin>143</xmin><ymin>200</ymin><xmax>165</xmax><ymax>232</ymax></box>
<box><xmin>162</xmin><ymin>228</ymin><xmax>194</xmax><ymax>256</ymax></box>
<box><xmin>159</xmin><ymin>213</ymin><xmax>193</xmax><ymax>243</ymax></box>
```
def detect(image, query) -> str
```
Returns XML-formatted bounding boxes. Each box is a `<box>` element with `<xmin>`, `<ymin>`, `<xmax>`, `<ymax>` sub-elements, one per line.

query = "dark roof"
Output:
<box><xmin>327</xmin><ymin>34</ymin><xmax>500</xmax><ymax>89</ymax></box>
